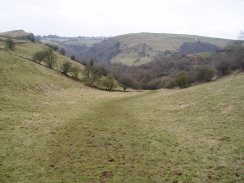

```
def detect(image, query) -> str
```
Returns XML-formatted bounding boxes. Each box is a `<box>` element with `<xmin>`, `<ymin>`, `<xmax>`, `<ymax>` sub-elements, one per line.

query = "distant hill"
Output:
<box><xmin>39</xmin><ymin>35</ymin><xmax>105</xmax><ymax>59</ymax></box>
<box><xmin>79</xmin><ymin>33</ymin><xmax>232</xmax><ymax>66</ymax></box>
<box><xmin>0</xmin><ymin>30</ymin><xmax>35</xmax><ymax>42</ymax></box>
<box><xmin>40</xmin><ymin>35</ymin><xmax>105</xmax><ymax>47</ymax></box>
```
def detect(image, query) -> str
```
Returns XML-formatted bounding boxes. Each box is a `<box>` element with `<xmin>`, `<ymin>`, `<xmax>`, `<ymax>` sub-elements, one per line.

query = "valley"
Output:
<box><xmin>0</xmin><ymin>40</ymin><xmax>243</xmax><ymax>182</ymax></box>
<box><xmin>1</xmin><ymin>0</ymin><xmax>243</xmax><ymax>182</ymax></box>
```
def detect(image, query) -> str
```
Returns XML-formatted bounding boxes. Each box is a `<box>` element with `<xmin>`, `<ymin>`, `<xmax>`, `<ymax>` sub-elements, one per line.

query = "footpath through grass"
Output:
<box><xmin>48</xmin><ymin>76</ymin><xmax>244</xmax><ymax>183</ymax></box>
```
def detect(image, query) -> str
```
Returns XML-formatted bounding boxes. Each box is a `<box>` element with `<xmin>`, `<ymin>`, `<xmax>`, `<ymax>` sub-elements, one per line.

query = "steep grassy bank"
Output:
<box><xmin>0</xmin><ymin>50</ymin><xmax>134</xmax><ymax>182</ymax></box>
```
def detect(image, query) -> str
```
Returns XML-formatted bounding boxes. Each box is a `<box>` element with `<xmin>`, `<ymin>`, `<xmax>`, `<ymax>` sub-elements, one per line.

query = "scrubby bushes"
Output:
<box><xmin>214</xmin><ymin>41</ymin><xmax>244</xmax><ymax>75</ymax></box>
<box><xmin>32</xmin><ymin>48</ymin><xmax>84</xmax><ymax>82</ymax></box>
<box><xmin>32</xmin><ymin>48</ymin><xmax>56</xmax><ymax>68</ymax></box>
<box><xmin>61</xmin><ymin>62</ymin><xmax>82</xmax><ymax>79</ymax></box>
<box><xmin>175</xmin><ymin>71</ymin><xmax>190</xmax><ymax>88</ymax></box>
<box><xmin>4</xmin><ymin>38</ymin><xmax>15</xmax><ymax>51</ymax></box>
<box><xmin>61</xmin><ymin>62</ymin><xmax>72</xmax><ymax>75</ymax></box>
<box><xmin>190</xmin><ymin>66</ymin><xmax>216</xmax><ymax>82</ymax></box>
<box><xmin>33</xmin><ymin>51</ymin><xmax>47</xmax><ymax>64</ymax></box>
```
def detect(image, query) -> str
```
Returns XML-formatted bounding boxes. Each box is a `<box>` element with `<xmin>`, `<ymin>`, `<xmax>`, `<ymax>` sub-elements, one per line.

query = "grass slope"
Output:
<box><xmin>114</xmin><ymin>33</ymin><xmax>230</xmax><ymax>50</ymax></box>
<box><xmin>0</xmin><ymin>39</ymin><xmax>84</xmax><ymax>78</ymax></box>
<box><xmin>0</xmin><ymin>47</ymin><xmax>243</xmax><ymax>182</ymax></box>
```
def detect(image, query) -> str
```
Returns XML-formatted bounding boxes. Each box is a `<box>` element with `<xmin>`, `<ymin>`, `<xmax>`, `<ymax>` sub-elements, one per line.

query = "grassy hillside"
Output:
<box><xmin>0</xmin><ymin>38</ymin><xmax>84</xmax><ymax>78</ymax></box>
<box><xmin>103</xmin><ymin>33</ymin><xmax>231</xmax><ymax>66</ymax></box>
<box><xmin>0</xmin><ymin>30</ymin><xmax>34</xmax><ymax>42</ymax></box>
<box><xmin>0</xmin><ymin>42</ymin><xmax>243</xmax><ymax>182</ymax></box>
<box><xmin>113</xmin><ymin>33</ymin><xmax>230</xmax><ymax>50</ymax></box>
<box><xmin>0</xmin><ymin>30</ymin><xmax>31</xmax><ymax>37</ymax></box>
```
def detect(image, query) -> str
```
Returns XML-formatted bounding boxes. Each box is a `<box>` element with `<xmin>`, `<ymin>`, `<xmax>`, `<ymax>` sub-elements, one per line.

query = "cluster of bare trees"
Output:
<box><xmin>83</xmin><ymin>60</ymin><xmax>116</xmax><ymax>91</ymax></box>
<box><xmin>32</xmin><ymin>48</ymin><xmax>81</xmax><ymax>79</ymax></box>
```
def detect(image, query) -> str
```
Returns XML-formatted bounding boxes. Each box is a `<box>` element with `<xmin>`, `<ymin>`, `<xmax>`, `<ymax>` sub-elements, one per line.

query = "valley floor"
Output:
<box><xmin>0</xmin><ymin>51</ymin><xmax>244</xmax><ymax>182</ymax></box>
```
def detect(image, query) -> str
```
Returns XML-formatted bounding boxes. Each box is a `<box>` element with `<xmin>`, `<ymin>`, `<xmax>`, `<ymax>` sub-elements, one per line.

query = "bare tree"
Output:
<box><xmin>33</xmin><ymin>51</ymin><xmax>46</xmax><ymax>64</ymax></box>
<box><xmin>102</xmin><ymin>75</ymin><xmax>116</xmax><ymax>91</ymax></box>
<box><xmin>45</xmin><ymin>48</ymin><xmax>56</xmax><ymax>68</ymax></box>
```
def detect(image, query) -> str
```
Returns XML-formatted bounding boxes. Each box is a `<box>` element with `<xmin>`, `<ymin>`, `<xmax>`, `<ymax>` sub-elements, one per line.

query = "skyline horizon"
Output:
<box><xmin>0</xmin><ymin>29</ymin><xmax>240</xmax><ymax>40</ymax></box>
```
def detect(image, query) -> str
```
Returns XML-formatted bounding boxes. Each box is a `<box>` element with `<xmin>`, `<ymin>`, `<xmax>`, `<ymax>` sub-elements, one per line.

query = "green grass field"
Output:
<box><xmin>0</xmin><ymin>42</ymin><xmax>243</xmax><ymax>182</ymax></box>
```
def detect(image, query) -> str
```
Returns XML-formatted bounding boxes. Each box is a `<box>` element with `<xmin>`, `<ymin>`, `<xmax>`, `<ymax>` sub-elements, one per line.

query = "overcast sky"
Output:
<box><xmin>0</xmin><ymin>0</ymin><xmax>243</xmax><ymax>39</ymax></box>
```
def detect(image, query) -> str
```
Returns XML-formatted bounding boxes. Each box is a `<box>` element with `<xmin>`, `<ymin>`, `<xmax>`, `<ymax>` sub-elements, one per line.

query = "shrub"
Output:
<box><xmin>61</xmin><ymin>62</ymin><xmax>72</xmax><ymax>75</ymax></box>
<box><xmin>192</xmin><ymin>66</ymin><xmax>216</xmax><ymax>82</ymax></box>
<box><xmin>4</xmin><ymin>38</ymin><xmax>15</xmax><ymax>51</ymax></box>
<box><xmin>175</xmin><ymin>71</ymin><xmax>190</xmax><ymax>88</ymax></box>
<box><xmin>33</xmin><ymin>51</ymin><xmax>47</xmax><ymax>64</ymax></box>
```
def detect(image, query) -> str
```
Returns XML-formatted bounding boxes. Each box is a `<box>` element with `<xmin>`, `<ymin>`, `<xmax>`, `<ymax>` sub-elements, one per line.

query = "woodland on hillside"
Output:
<box><xmin>80</xmin><ymin>40</ymin><xmax>244</xmax><ymax>90</ymax></box>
